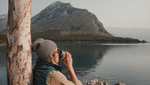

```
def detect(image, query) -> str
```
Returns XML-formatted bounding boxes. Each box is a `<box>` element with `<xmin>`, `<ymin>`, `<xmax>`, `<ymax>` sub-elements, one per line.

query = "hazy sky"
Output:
<box><xmin>0</xmin><ymin>0</ymin><xmax>150</xmax><ymax>28</ymax></box>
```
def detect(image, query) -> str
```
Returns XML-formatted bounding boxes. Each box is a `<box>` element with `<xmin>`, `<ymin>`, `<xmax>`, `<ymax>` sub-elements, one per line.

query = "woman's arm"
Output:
<box><xmin>62</xmin><ymin>52</ymin><xmax>76</xmax><ymax>79</ymax></box>
<box><xmin>62</xmin><ymin>51</ymin><xmax>82</xmax><ymax>85</ymax></box>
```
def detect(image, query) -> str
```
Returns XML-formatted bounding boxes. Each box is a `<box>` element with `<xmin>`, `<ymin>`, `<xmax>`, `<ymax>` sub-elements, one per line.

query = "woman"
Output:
<box><xmin>32</xmin><ymin>38</ymin><xmax>82</xmax><ymax>85</ymax></box>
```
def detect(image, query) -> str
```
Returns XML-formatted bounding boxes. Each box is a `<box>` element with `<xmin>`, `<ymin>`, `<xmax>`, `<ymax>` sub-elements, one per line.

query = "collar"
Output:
<box><xmin>48</xmin><ymin>62</ymin><xmax>62</xmax><ymax>72</ymax></box>
<box><xmin>36</xmin><ymin>61</ymin><xmax>62</xmax><ymax>72</ymax></box>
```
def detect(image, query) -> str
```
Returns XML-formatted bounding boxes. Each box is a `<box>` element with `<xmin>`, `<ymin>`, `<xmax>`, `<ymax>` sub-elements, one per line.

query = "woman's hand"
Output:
<box><xmin>61</xmin><ymin>51</ymin><xmax>77</xmax><ymax>79</ymax></box>
<box><xmin>62</xmin><ymin>51</ymin><xmax>73</xmax><ymax>70</ymax></box>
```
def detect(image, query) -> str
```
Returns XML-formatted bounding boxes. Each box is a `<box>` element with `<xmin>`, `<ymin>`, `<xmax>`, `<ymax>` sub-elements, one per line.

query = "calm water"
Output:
<box><xmin>0</xmin><ymin>43</ymin><xmax>150</xmax><ymax>85</ymax></box>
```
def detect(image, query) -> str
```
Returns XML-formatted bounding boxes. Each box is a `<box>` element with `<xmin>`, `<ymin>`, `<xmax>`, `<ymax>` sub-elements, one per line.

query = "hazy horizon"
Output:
<box><xmin>0</xmin><ymin>0</ymin><xmax>150</xmax><ymax>42</ymax></box>
<box><xmin>105</xmin><ymin>27</ymin><xmax>150</xmax><ymax>42</ymax></box>
<box><xmin>0</xmin><ymin>0</ymin><xmax>150</xmax><ymax>28</ymax></box>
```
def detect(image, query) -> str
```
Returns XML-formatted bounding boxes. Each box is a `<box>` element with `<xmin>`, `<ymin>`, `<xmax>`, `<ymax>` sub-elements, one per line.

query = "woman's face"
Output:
<box><xmin>53</xmin><ymin>48</ymin><xmax>59</xmax><ymax>63</ymax></box>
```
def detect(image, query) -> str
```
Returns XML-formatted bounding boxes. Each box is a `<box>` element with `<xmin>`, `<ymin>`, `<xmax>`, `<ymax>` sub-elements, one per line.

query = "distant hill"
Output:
<box><xmin>0</xmin><ymin>1</ymin><xmax>147</xmax><ymax>43</ymax></box>
<box><xmin>106</xmin><ymin>27</ymin><xmax>150</xmax><ymax>42</ymax></box>
<box><xmin>31</xmin><ymin>1</ymin><xmax>113</xmax><ymax>37</ymax></box>
<box><xmin>0</xmin><ymin>14</ymin><xmax>7</xmax><ymax>34</ymax></box>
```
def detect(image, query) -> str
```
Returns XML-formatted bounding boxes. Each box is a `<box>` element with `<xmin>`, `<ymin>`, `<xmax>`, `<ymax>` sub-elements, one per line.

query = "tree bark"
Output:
<box><xmin>6</xmin><ymin>0</ymin><xmax>33</xmax><ymax>85</ymax></box>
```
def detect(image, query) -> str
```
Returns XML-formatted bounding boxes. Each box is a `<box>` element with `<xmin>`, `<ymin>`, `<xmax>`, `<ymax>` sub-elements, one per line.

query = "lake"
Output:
<box><xmin>0</xmin><ymin>43</ymin><xmax>150</xmax><ymax>85</ymax></box>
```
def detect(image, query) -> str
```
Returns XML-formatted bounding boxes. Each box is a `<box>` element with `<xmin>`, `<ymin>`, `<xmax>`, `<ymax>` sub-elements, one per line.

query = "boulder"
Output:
<box><xmin>114</xmin><ymin>82</ymin><xmax>126</xmax><ymax>85</ymax></box>
<box><xmin>83</xmin><ymin>79</ymin><xmax>126</xmax><ymax>85</ymax></box>
<box><xmin>83</xmin><ymin>79</ymin><xmax>108</xmax><ymax>85</ymax></box>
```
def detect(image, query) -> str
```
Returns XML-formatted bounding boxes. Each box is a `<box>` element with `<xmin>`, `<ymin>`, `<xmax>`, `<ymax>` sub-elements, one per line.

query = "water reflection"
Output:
<box><xmin>0</xmin><ymin>45</ymin><xmax>6</xmax><ymax>68</ymax></box>
<box><xmin>0</xmin><ymin>44</ymin><xmax>111</xmax><ymax>70</ymax></box>
<box><xmin>77</xmin><ymin>43</ymin><xmax>150</xmax><ymax>85</ymax></box>
<box><xmin>0</xmin><ymin>43</ymin><xmax>111</xmax><ymax>84</ymax></box>
<box><xmin>57</xmin><ymin>44</ymin><xmax>111</xmax><ymax>69</ymax></box>
<box><xmin>0</xmin><ymin>44</ymin><xmax>6</xmax><ymax>85</ymax></box>
<box><xmin>1</xmin><ymin>43</ymin><xmax>150</xmax><ymax>85</ymax></box>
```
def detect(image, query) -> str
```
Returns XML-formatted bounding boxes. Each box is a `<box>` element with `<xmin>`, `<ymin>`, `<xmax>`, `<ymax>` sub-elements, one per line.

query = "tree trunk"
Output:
<box><xmin>6</xmin><ymin>0</ymin><xmax>33</xmax><ymax>85</ymax></box>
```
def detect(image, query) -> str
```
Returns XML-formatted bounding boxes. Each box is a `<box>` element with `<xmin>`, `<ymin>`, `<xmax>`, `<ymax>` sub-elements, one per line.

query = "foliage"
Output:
<box><xmin>0</xmin><ymin>34</ymin><xmax>6</xmax><ymax>43</ymax></box>
<box><xmin>31</xmin><ymin>29</ymin><xmax>145</xmax><ymax>43</ymax></box>
<box><xmin>0</xmin><ymin>29</ymin><xmax>146</xmax><ymax>43</ymax></box>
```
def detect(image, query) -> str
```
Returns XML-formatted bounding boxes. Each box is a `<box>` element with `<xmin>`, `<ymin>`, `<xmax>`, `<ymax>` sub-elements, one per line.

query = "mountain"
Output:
<box><xmin>0</xmin><ymin>1</ymin><xmax>112</xmax><ymax>37</ymax></box>
<box><xmin>0</xmin><ymin>14</ymin><xmax>7</xmax><ymax>34</ymax></box>
<box><xmin>31</xmin><ymin>1</ymin><xmax>113</xmax><ymax>37</ymax></box>
<box><xmin>0</xmin><ymin>1</ymin><xmax>146</xmax><ymax>43</ymax></box>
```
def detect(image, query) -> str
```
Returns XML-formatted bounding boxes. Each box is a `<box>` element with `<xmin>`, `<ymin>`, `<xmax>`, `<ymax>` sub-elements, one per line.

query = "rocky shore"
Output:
<box><xmin>62</xmin><ymin>70</ymin><xmax>126</xmax><ymax>85</ymax></box>
<box><xmin>75</xmin><ymin>70</ymin><xmax>126</xmax><ymax>85</ymax></box>
<box><xmin>83</xmin><ymin>79</ymin><xmax>126</xmax><ymax>85</ymax></box>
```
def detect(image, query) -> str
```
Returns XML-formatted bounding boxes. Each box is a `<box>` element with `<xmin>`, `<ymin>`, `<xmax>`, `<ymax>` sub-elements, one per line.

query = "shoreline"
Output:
<box><xmin>62</xmin><ymin>69</ymin><xmax>126</xmax><ymax>85</ymax></box>
<box><xmin>0</xmin><ymin>41</ymin><xmax>149</xmax><ymax>45</ymax></box>
<box><xmin>55</xmin><ymin>41</ymin><xmax>148</xmax><ymax>44</ymax></box>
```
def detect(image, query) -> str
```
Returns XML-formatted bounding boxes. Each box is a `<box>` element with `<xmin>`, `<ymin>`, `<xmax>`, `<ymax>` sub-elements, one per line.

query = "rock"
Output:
<box><xmin>83</xmin><ymin>79</ymin><xmax>108</xmax><ymax>85</ymax></box>
<box><xmin>75</xmin><ymin>70</ymin><xmax>90</xmax><ymax>76</ymax></box>
<box><xmin>83</xmin><ymin>79</ymin><xmax>126</xmax><ymax>85</ymax></box>
<box><xmin>114</xmin><ymin>82</ymin><xmax>126</xmax><ymax>85</ymax></box>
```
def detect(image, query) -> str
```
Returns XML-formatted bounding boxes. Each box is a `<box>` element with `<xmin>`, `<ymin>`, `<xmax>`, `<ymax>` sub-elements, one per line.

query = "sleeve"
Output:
<box><xmin>72</xmin><ymin>77</ymin><xmax>83</xmax><ymax>85</ymax></box>
<box><xmin>46</xmin><ymin>70</ymin><xmax>82</xmax><ymax>85</ymax></box>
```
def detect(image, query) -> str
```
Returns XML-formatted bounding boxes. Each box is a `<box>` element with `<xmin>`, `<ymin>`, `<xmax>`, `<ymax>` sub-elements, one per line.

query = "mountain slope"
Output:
<box><xmin>0</xmin><ymin>1</ymin><xmax>146</xmax><ymax>43</ymax></box>
<box><xmin>0</xmin><ymin>1</ymin><xmax>113</xmax><ymax>37</ymax></box>
<box><xmin>31</xmin><ymin>1</ymin><xmax>113</xmax><ymax>37</ymax></box>
<box><xmin>0</xmin><ymin>14</ymin><xmax>7</xmax><ymax>33</ymax></box>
